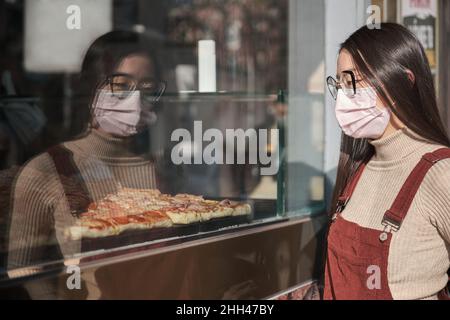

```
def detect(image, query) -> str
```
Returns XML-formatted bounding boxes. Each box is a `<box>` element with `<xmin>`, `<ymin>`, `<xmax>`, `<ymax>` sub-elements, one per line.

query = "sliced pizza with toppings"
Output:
<box><xmin>64</xmin><ymin>187</ymin><xmax>252</xmax><ymax>240</ymax></box>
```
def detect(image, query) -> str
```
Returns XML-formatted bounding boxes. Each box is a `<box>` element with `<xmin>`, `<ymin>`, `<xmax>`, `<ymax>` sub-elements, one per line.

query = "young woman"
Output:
<box><xmin>7</xmin><ymin>30</ymin><xmax>168</xmax><ymax>298</ymax></box>
<box><xmin>324</xmin><ymin>23</ymin><xmax>450</xmax><ymax>300</ymax></box>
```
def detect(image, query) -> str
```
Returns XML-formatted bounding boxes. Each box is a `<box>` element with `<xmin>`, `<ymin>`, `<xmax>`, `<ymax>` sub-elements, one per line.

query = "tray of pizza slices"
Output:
<box><xmin>64</xmin><ymin>187</ymin><xmax>253</xmax><ymax>249</ymax></box>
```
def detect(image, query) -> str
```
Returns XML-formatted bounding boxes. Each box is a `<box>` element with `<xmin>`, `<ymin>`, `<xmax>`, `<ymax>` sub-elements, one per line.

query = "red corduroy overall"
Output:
<box><xmin>324</xmin><ymin>147</ymin><xmax>450</xmax><ymax>300</ymax></box>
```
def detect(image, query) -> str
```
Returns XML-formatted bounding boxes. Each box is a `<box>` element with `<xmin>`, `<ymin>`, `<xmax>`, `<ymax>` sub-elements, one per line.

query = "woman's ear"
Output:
<box><xmin>405</xmin><ymin>69</ymin><xmax>415</xmax><ymax>85</ymax></box>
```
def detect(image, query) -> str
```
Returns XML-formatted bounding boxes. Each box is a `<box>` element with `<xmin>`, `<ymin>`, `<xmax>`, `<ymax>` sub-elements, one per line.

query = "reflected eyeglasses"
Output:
<box><xmin>103</xmin><ymin>73</ymin><xmax>166</xmax><ymax>103</ymax></box>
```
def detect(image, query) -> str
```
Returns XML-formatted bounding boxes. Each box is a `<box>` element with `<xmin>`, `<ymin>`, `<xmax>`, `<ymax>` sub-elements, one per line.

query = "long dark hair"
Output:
<box><xmin>330</xmin><ymin>23</ymin><xmax>450</xmax><ymax>214</ymax></box>
<box><xmin>69</xmin><ymin>30</ymin><xmax>163</xmax><ymax>137</ymax></box>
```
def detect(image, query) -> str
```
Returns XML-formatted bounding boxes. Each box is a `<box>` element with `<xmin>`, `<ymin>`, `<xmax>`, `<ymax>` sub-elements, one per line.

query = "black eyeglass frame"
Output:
<box><xmin>326</xmin><ymin>70</ymin><xmax>357</xmax><ymax>100</ymax></box>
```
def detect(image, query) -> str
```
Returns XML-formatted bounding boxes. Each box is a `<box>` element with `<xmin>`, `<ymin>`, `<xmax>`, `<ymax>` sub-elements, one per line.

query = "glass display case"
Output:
<box><xmin>0</xmin><ymin>0</ymin><xmax>327</xmax><ymax>299</ymax></box>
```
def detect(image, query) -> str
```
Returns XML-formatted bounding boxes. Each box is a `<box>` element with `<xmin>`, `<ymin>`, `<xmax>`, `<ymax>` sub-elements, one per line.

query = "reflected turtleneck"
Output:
<box><xmin>67</xmin><ymin>128</ymin><xmax>153</xmax><ymax>161</ymax></box>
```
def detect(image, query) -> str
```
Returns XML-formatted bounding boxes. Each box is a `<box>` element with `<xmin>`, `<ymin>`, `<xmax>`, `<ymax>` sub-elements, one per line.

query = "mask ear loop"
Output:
<box><xmin>90</xmin><ymin>81</ymin><xmax>108</xmax><ymax>131</ymax></box>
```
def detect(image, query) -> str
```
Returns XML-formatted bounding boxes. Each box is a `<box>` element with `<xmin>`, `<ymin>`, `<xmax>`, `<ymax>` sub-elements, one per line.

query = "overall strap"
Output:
<box><xmin>335</xmin><ymin>162</ymin><xmax>367</xmax><ymax>214</ymax></box>
<box><xmin>47</xmin><ymin>145</ymin><xmax>92</xmax><ymax>217</ymax></box>
<box><xmin>382</xmin><ymin>147</ymin><xmax>450</xmax><ymax>230</ymax></box>
<box><xmin>383</xmin><ymin>147</ymin><xmax>450</xmax><ymax>299</ymax></box>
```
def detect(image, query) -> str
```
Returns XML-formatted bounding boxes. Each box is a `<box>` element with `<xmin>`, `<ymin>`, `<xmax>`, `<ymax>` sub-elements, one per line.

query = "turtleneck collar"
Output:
<box><xmin>68</xmin><ymin>129</ymin><xmax>153</xmax><ymax>160</ymax></box>
<box><xmin>367</xmin><ymin>126</ymin><xmax>435</xmax><ymax>168</ymax></box>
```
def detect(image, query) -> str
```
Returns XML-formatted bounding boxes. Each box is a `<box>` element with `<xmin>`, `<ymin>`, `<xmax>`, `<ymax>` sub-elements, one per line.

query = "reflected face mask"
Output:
<box><xmin>334</xmin><ymin>87</ymin><xmax>390</xmax><ymax>139</ymax></box>
<box><xmin>92</xmin><ymin>90</ymin><xmax>157</xmax><ymax>137</ymax></box>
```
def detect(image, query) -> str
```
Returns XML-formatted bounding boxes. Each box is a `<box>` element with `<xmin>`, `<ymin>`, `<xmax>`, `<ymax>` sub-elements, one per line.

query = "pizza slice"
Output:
<box><xmin>110</xmin><ymin>210</ymin><xmax>173</xmax><ymax>232</ymax></box>
<box><xmin>66</xmin><ymin>210</ymin><xmax>173</xmax><ymax>240</ymax></box>
<box><xmin>218</xmin><ymin>199</ymin><xmax>252</xmax><ymax>216</ymax></box>
<box><xmin>65</xmin><ymin>217</ymin><xmax>120</xmax><ymax>240</ymax></box>
<box><xmin>161</xmin><ymin>205</ymin><xmax>202</xmax><ymax>225</ymax></box>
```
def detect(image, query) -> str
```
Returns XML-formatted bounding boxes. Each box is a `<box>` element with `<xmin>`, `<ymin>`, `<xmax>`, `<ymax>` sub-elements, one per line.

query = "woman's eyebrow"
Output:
<box><xmin>336</xmin><ymin>68</ymin><xmax>356</xmax><ymax>78</ymax></box>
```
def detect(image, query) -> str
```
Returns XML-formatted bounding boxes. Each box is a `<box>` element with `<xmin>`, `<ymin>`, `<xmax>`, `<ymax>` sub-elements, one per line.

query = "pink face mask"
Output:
<box><xmin>93</xmin><ymin>90</ymin><xmax>157</xmax><ymax>137</ymax></box>
<box><xmin>335</xmin><ymin>87</ymin><xmax>390</xmax><ymax>139</ymax></box>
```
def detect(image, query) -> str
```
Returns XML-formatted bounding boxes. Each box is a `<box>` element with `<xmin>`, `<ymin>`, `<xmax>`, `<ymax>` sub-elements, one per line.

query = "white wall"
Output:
<box><xmin>287</xmin><ymin>0</ymin><xmax>326</xmax><ymax>211</ymax></box>
<box><xmin>287</xmin><ymin>0</ymin><xmax>370</xmax><ymax>210</ymax></box>
<box><xmin>323</xmin><ymin>0</ymin><xmax>370</xmax><ymax>208</ymax></box>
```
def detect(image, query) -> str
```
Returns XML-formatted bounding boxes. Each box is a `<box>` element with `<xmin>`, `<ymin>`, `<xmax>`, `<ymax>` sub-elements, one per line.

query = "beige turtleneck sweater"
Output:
<box><xmin>341</xmin><ymin>127</ymin><xmax>450</xmax><ymax>300</ymax></box>
<box><xmin>7</xmin><ymin>129</ymin><xmax>161</xmax><ymax>298</ymax></box>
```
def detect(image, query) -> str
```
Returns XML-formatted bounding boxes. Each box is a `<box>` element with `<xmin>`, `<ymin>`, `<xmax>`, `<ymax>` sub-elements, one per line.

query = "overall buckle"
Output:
<box><xmin>379</xmin><ymin>216</ymin><xmax>401</xmax><ymax>242</ymax></box>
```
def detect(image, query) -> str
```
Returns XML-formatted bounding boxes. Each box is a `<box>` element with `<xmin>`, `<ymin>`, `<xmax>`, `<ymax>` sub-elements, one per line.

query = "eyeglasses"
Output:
<box><xmin>103</xmin><ymin>73</ymin><xmax>166</xmax><ymax>103</ymax></box>
<box><xmin>326</xmin><ymin>70</ymin><xmax>359</xmax><ymax>100</ymax></box>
